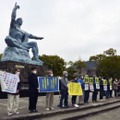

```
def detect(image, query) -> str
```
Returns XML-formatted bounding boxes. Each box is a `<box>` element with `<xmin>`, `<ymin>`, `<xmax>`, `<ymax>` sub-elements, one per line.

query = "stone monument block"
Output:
<box><xmin>1</xmin><ymin>47</ymin><xmax>30</xmax><ymax>62</ymax></box>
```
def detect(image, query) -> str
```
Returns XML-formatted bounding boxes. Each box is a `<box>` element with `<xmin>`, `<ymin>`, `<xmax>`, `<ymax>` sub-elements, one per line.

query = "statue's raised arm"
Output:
<box><xmin>12</xmin><ymin>3</ymin><xmax>20</xmax><ymax>19</ymax></box>
<box><xmin>10</xmin><ymin>3</ymin><xmax>20</xmax><ymax>27</ymax></box>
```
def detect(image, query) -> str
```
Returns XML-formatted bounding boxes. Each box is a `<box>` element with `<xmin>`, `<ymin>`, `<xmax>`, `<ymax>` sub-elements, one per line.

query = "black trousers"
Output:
<box><xmin>92</xmin><ymin>91</ymin><xmax>98</xmax><ymax>102</ymax></box>
<box><xmin>110</xmin><ymin>90</ymin><xmax>113</xmax><ymax>97</ymax></box>
<box><xmin>60</xmin><ymin>90</ymin><xmax>68</xmax><ymax>107</ymax></box>
<box><xmin>71</xmin><ymin>96</ymin><xmax>77</xmax><ymax>105</ymax></box>
<box><xmin>100</xmin><ymin>88</ymin><xmax>104</xmax><ymax>99</ymax></box>
<box><xmin>84</xmin><ymin>91</ymin><xmax>89</xmax><ymax>103</ymax></box>
<box><xmin>29</xmin><ymin>92</ymin><xmax>38</xmax><ymax>111</ymax></box>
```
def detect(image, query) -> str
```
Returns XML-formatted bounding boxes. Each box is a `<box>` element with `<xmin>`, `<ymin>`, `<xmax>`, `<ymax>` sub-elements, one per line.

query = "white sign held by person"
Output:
<box><xmin>0</xmin><ymin>71</ymin><xmax>20</xmax><ymax>93</ymax></box>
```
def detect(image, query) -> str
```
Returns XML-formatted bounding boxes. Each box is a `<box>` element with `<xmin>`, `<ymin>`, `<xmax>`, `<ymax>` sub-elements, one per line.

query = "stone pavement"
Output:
<box><xmin>78</xmin><ymin>107</ymin><xmax>120</xmax><ymax>120</ymax></box>
<box><xmin>0</xmin><ymin>93</ymin><xmax>119</xmax><ymax>120</ymax></box>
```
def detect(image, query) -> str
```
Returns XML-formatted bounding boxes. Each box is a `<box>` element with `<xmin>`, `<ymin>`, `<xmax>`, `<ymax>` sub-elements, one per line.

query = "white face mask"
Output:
<box><xmin>64</xmin><ymin>73</ymin><xmax>68</xmax><ymax>77</ymax></box>
<box><xmin>16</xmin><ymin>72</ymin><xmax>20</xmax><ymax>75</ymax></box>
<box><xmin>50</xmin><ymin>74</ymin><xmax>53</xmax><ymax>77</ymax></box>
<box><xmin>33</xmin><ymin>70</ymin><xmax>37</xmax><ymax>74</ymax></box>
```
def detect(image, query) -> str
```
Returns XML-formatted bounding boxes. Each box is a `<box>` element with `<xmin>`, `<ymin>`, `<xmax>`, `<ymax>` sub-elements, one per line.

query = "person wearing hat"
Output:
<box><xmin>59</xmin><ymin>71</ymin><xmax>69</xmax><ymax>108</ymax></box>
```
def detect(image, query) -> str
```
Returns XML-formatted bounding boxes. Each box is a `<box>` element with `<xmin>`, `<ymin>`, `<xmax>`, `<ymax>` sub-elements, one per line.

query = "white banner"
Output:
<box><xmin>96</xmin><ymin>84</ymin><xmax>100</xmax><ymax>90</ymax></box>
<box><xmin>85</xmin><ymin>84</ymin><xmax>89</xmax><ymax>91</ymax></box>
<box><xmin>90</xmin><ymin>84</ymin><xmax>94</xmax><ymax>91</ymax></box>
<box><xmin>110</xmin><ymin>86</ymin><xmax>112</xmax><ymax>90</ymax></box>
<box><xmin>104</xmin><ymin>85</ymin><xmax>107</xmax><ymax>91</ymax></box>
<box><xmin>0</xmin><ymin>71</ymin><xmax>20</xmax><ymax>93</ymax></box>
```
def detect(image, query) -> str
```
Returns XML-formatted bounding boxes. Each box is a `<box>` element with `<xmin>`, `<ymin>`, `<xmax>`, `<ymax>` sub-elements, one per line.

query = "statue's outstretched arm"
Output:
<box><xmin>29</xmin><ymin>34</ymin><xmax>44</xmax><ymax>40</ymax></box>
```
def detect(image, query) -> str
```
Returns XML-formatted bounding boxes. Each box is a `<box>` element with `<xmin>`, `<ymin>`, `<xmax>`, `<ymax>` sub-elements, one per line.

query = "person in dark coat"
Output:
<box><xmin>59</xmin><ymin>71</ymin><xmax>69</xmax><ymax>108</ymax></box>
<box><xmin>28</xmin><ymin>67</ymin><xmax>39</xmax><ymax>113</ymax></box>
<box><xmin>99</xmin><ymin>77</ymin><xmax>104</xmax><ymax>101</ymax></box>
<box><xmin>92</xmin><ymin>76</ymin><xmax>98</xmax><ymax>102</ymax></box>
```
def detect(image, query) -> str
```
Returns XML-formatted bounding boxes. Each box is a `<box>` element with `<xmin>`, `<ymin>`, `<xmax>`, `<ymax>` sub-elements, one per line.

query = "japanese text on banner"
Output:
<box><xmin>68</xmin><ymin>82</ymin><xmax>83</xmax><ymax>96</ymax></box>
<box><xmin>38</xmin><ymin>76</ymin><xmax>59</xmax><ymax>92</ymax></box>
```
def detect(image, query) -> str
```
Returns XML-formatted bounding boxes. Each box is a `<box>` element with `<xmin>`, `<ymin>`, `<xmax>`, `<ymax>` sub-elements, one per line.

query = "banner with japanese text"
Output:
<box><xmin>38</xmin><ymin>76</ymin><xmax>59</xmax><ymax>92</ymax></box>
<box><xmin>0</xmin><ymin>70</ymin><xmax>20</xmax><ymax>93</ymax></box>
<box><xmin>68</xmin><ymin>82</ymin><xmax>83</xmax><ymax>96</ymax></box>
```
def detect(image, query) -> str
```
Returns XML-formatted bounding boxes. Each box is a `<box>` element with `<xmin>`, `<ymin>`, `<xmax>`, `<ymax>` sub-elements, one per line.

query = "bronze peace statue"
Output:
<box><xmin>1</xmin><ymin>3</ymin><xmax>44</xmax><ymax>65</ymax></box>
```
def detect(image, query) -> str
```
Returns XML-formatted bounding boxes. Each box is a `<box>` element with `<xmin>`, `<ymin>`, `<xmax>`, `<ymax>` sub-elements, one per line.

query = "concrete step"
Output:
<box><xmin>2</xmin><ymin>99</ymin><xmax>120</xmax><ymax>120</ymax></box>
<box><xmin>60</xmin><ymin>101</ymin><xmax>120</xmax><ymax>120</ymax></box>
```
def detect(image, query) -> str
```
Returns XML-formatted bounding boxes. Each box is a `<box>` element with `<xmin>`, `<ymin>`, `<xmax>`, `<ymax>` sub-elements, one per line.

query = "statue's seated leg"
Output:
<box><xmin>5</xmin><ymin>36</ymin><xmax>28</xmax><ymax>51</ymax></box>
<box><xmin>23</xmin><ymin>41</ymin><xmax>38</xmax><ymax>57</ymax></box>
<box><xmin>22</xmin><ymin>42</ymin><xmax>43</xmax><ymax>64</ymax></box>
<box><xmin>5</xmin><ymin>36</ymin><xmax>16</xmax><ymax>47</ymax></box>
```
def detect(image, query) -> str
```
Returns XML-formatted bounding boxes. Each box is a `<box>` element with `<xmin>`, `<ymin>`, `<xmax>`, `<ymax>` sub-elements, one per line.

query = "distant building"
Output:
<box><xmin>81</xmin><ymin>61</ymin><xmax>98</xmax><ymax>76</ymax></box>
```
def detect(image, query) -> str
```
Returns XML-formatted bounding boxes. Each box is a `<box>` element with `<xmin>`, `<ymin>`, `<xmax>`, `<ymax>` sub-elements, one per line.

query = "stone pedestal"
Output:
<box><xmin>0</xmin><ymin>61</ymin><xmax>45</xmax><ymax>98</ymax></box>
<box><xmin>0</xmin><ymin>61</ymin><xmax>45</xmax><ymax>82</ymax></box>
<box><xmin>1</xmin><ymin>47</ymin><xmax>43</xmax><ymax>65</ymax></box>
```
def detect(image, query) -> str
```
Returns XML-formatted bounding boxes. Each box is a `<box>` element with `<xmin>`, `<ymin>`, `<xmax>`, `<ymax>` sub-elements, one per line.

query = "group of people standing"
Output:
<box><xmin>6</xmin><ymin>67</ymin><xmax>55</xmax><ymax>115</ymax></box>
<box><xmin>58</xmin><ymin>74</ymin><xmax>120</xmax><ymax>109</ymax></box>
<box><xmin>5</xmin><ymin>68</ymin><xmax>120</xmax><ymax>116</ymax></box>
<box><xmin>83</xmin><ymin>75</ymin><xmax>120</xmax><ymax>103</ymax></box>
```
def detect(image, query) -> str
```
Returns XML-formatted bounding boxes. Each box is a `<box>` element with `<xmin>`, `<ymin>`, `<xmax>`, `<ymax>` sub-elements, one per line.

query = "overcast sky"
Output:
<box><xmin>0</xmin><ymin>0</ymin><xmax>120</xmax><ymax>62</ymax></box>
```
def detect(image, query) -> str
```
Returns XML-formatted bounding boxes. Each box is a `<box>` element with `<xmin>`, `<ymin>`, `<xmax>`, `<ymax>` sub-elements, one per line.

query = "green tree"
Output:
<box><xmin>67</xmin><ymin>66</ymin><xmax>76</xmax><ymax>80</ymax></box>
<box><xmin>103</xmin><ymin>48</ymin><xmax>117</xmax><ymax>56</ymax></box>
<box><xmin>39</xmin><ymin>54</ymin><xmax>65</xmax><ymax>76</ymax></box>
<box><xmin>73</xmin><ymin>60</ymin><xmax>86</xmax><ymax>74</ymax></box>
<box><xmin>89</xmin><ymin>48</ymin><xmax>120</xmax><ymax>78</ymax></box>
<box><xmin>66</xmin><ymin>60</ymin><xmax>86</xmax><ymax>80</ymax></box>
<box><xmin>89</xmin><ymin>54</ymin><xmax>106</xmax><ymax>61</ymax></box>
<box><xmin>97</xmin><ymin>55</ymin><xmax>120</xmax><ymax>78</ymax></box>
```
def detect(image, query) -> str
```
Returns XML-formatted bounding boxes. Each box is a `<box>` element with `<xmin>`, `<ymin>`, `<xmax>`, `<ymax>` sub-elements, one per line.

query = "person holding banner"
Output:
<box><xmin>59</xmin><ymin>71</ymin><xmax>69</xmax><ymax>108</ymax></box>
<box><xmin>84</xmin><ymin>75</ymin><xmax>90</xmax><ymax>103</ymax></box>
<box><xmin>99</xmin><ymin>77</ymin><xmax>104</xmax><ymax>101</ymax></box>
<box><xmin>109</xmin><ymin>78</ymin><xmax>113</xmax><ymax>98</ymax></box>
<box><xmin>113</xmin><ymin>78</ymin><xmax>119</xmax><ymax>97</ymax></box>
<box><xmin>103</xmin><ymin>78</ymin><xmax>108</xmax><ymax>99</ymax></box>
<box><xmin>92</xmin><ymin>76</ymin><xmax>99</xmax><ymax>103</ymax></box>
<box><xmin>28</xmin><ymin>67</ymin><xmax>39</xmax><ymax>113</ymax></box>
<box><xmin>71</xmin><ymin>74</ymin><xmax>79</xmax><ymax>108</ymax></box>
<box><xmin>45</xmin><ymin>70</ymin><xmax>54</xmax><ymax>111</ymax></box>
<box><xmin>106</xmin><ymin>78</ymin><xmax>110</xmax><ymax>99</ymax></box>
<box><xmin>7</xmin><ymin>68</ymin><xmax>21</xmax><ymax>116</ymax></box>
<box><xmin>77</xmin><ymin>76</ymin><xmax>85</xmax><ymax>105</ymax></box>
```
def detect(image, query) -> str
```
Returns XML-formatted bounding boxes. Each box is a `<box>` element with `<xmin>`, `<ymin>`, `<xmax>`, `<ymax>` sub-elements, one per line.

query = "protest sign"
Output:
<box><xmin>38</xmin><ymin>76</ymin><xmax>59</xmax><ymax>92</ymax></box>
<box><xmin>90</xmin><ymin>84</ymin><xmax>94</xmax><ymax>91</ymax></box>
<box><xmin>68</xmin><ymin>82</ymin><xmax>83</xmax><ymax>96</ymax></box>
<box><xmin>89</xmin><ymin>77</ymin><xmax>94</xmax><ymax>91</ymax></box>
<box><xmin>0</xmin><ymin>71</ymin><xmax>20</xmax><ymax>93</ymax></box>
<box><xmin>85</xmin><ymin>84</ymin><xmax>89</xmax><ymax>91</ymax></box>
<box><xmin>103</xmin><ymin>79</ymin><xmax>107</xmax><ymax>91</ymax></box>
<box><xmin>95</xmin><ymin>77</ymin><xmax>100</xmax><ymax>90</ymax></box>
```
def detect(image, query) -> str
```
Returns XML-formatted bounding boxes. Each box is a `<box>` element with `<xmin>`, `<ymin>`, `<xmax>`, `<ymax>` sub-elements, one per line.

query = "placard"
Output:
<box><xmin>68</xmin><ymin>82</ymin><xmax>83</xmax><ymax>95</ymax></box>
<box><xmin>0</xmin><ymin>71</ymin><xmax>20</xmax><ymax>93</ymax></box>
<box><xmin>96</xmin><ymin>83</ymin><xmax>100</xmax><ymax>90</ymax></box>
<box><xmin>38</xmin><ymin>76</ymin><xmax>59</xmax><ymax>92</ymax></box>
<box><xmin>85</xmin><ymin>84</ymin><xmax>89</xmax><ymax>91</ymax></box>
<box><xmin>104</xmin><ymin>85</ymin><xmax>107</xmax><ymax>91</ymax></box>
<box><xmin>90</xmin><ymin>84</ymin><xmax>94</xmax><ymax>91</ymax></box>
<box><xmin>110</xmin><ymin>86</ymin><xmax>112</xmax><ymax>90</ymax></box>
